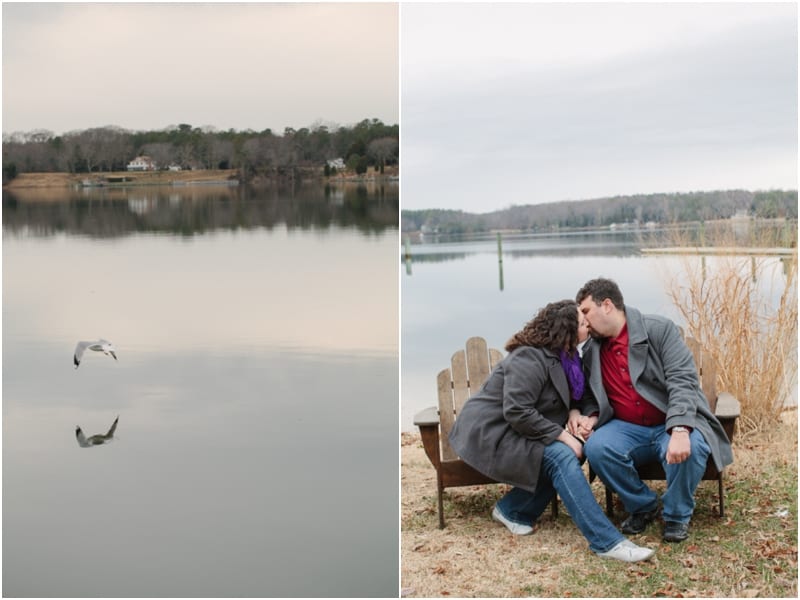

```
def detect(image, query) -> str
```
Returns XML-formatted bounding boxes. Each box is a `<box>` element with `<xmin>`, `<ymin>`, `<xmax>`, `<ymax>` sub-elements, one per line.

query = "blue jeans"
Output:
<box><xmin>583</xmin><ymin>419</ymin><xmax>711</xmax><ymax>523</ymax></box>
<box><xmin>495</xmin><ymin>441</ymin><xmax>624</xmax><ymax>553</ymax></box>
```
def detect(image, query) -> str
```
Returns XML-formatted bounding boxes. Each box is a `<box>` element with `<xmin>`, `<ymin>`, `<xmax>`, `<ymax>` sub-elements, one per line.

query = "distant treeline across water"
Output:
<box><xmin>2</xmin><ymin>119</ymin><xmax>398</xmax><ymax>183</ymax></box>
<box><xmin>402</xmin><ymin>189</ymin><xmax>797</xmax><ymax>234</ymax></box>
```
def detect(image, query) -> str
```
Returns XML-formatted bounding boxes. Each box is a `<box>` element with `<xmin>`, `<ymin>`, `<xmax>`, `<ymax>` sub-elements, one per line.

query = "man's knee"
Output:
<box><xmin>583</xmin><ymin>434</ymin><xmax>598</xmax><ymax>458</ymax></box>
<box><xmin>687</xmin><ymin>436</ymin><xmax>711</xmax><ymax>470</ymax></box>
<box><xmin>665</xmin><ymin>431</ymin><xmax>711</xmax><ymax>469</ymax></box>
<box><xmin>584</xmin><ymin>429</ymin><xmax>609</xmax><ymax>460</ymax></box>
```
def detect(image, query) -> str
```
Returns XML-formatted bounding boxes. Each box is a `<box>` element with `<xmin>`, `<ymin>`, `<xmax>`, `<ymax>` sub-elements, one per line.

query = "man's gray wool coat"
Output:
<box><xmin>583</xmin><ymin>306</ymin><xmax>734</xmax><ymax>470</ymax></box>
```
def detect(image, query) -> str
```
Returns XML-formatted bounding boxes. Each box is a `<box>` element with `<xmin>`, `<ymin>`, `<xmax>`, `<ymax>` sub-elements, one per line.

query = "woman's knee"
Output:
<box><xmin>542</xmin><ymin>444</ymin><xmax>585</xmax><ymax>484</ymax></box>
<box><xmin>543</xmin><ymin>441</ymin><xmax>581</xmax><ymax>469</ymax></box>
<box><xmin>545</xmin><ymin>440</ymin><xmax>575</xmax><ymax>460</ymax></box>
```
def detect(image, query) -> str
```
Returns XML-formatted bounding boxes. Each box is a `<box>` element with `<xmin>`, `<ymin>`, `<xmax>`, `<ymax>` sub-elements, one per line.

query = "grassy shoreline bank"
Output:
<box><xmin>3</xmin><ymin>169</ymin><xmax>240</xmax><ymax>189</ymax></box>
<box><xmin>401</xmin><ymin>415</ymin><xmax>797</xmax><ymax>597</ymax></box>
<box><xmin>3</xmin><ymin>166</ymin><xmax>399</xmax><ymax>191</ymax></box>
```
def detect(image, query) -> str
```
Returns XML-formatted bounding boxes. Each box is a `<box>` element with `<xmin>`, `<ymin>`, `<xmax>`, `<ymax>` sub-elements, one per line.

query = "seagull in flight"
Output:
<box><xmin>75</xmin><ymin>416</ymin><xmax>119</xmax><ymax>448</ymax></box>
<box><xmin>74</xmin><ymin>339</ymin><xmax>117</xmax><ymax>369</ymax></box>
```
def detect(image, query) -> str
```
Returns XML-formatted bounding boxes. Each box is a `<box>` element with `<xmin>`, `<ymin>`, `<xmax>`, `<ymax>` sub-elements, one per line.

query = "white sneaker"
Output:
<box><xmin>597</xmin><ymin>539</ymin><xmax>655</xmax><ymax>562</ymax></box>
<box><xmin>491</xmin><ymin>505</ymin><xmax>533</xmax><ymax>535</ymax></box>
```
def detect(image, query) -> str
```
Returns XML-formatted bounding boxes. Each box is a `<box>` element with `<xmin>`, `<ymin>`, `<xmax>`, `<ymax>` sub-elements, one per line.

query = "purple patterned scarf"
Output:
<box><xmin>559</xmin><ymin>350</ymin><xmax>585</xmax><ymax>401</ymax></box>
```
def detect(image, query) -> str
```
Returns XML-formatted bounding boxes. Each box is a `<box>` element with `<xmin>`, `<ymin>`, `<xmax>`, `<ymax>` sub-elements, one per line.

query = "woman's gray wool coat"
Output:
<box><xmin>448</xmin><ymin>345</ymin><xmax>598</xmax><ymax>494</ymax></box>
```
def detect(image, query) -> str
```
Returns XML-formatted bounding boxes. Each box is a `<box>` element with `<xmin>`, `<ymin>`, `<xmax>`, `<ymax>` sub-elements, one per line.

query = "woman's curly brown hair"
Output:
<box><xmin>505</xmin><ymin>299</ymin><xmax>579</xmax><ymax>354</ymax></box>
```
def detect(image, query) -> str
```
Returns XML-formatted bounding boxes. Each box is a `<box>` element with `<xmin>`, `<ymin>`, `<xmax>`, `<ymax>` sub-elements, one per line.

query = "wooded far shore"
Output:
<box><xmin>402</xmin><ymin>189</ymin><xmax>797</xmax><ymax>235</ymax></box>
<box><xmin>2</xmin><ymin>120</ymin><xmax>399</xmax><ymax>186</ymax></box>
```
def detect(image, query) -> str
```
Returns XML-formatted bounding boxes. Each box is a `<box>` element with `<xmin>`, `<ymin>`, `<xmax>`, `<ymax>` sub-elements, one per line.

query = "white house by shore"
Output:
<box><xmin>326</xmin><ymin>157</ymin><xmax>346</xmax><ymax>170</ymax></box>
<box><xmin>126</xmin><ymin>156</ymin><xmax>157</xmax><ymax>171</ymax></box>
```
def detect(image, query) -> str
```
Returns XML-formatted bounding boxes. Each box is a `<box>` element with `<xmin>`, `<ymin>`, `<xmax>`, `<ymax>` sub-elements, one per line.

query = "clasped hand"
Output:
<box><xmin>567</xmin><ymin>410</ymin><xmax>597</xmax><ymax>441</ymax></box>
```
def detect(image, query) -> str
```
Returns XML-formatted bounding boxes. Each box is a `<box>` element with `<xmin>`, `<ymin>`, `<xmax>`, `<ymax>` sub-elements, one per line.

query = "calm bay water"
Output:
<box><xmin>400</xmin><ymin>231</ymin><xmax>793</xmax><ymax>431</ymax></box>
<box><xmin>3</xmin><ymin>182</ymin><xmax>399</xmax><ymax>597</ymax></box>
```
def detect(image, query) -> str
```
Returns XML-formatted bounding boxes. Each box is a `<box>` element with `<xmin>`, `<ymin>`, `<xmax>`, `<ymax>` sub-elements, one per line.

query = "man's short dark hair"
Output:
<box><xmin>576</xmin><ymin>278</ymin><xmax>625</xmax><ymax>311</ymax></box>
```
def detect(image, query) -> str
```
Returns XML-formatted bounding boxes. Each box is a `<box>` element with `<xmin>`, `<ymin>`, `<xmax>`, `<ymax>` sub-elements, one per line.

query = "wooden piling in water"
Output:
<box><xmin>497</xmin><ymin>232</ymin><xmax>504</xmax><ymax>291</ymax></box>
<box><xmin>496</xmin><ymin>232</ymin><xmax>503</xmax><ymax>263</ymax></box>
<box><xmin>404</xmin><ymin>236</ymin><xmax>412</xmax><ymax>275</ymax></box>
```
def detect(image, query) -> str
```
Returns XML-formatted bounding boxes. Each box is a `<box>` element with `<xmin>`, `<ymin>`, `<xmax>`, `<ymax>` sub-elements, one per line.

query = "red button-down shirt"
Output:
<box><xmin>600</xmin><ymin>324</ymin><xmax>666</xmax><ymax>426</ymax></box>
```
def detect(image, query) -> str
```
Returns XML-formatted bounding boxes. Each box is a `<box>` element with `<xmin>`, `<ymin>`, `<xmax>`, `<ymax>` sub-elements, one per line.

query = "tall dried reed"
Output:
<box><xmin>658</xmin><ymin>220</ymin><xmax>797</xmax><ymax>436</ymax></box>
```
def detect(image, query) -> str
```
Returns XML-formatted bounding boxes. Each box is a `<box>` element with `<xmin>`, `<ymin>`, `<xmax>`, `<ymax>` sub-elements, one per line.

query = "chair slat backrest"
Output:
<box><xmin>437</xmin><ymin>368</ymin><xmax>457</xmax><ymax>461</ymax></box>
<box><xmin>686</xmin><ymin>335</ymin><xmax>718</xmax><ymax>413</ymax></box>
<box><xmin>700</xmin><ymin>349</ymin><xmax>718</xmax><ymax>412</ymax></box>
<box><xmin>465</xmin><ymin>337</ymin><xmax>491</xmax><ymax>407</ymax></box>
<box><xmin>438</xmin><ymin>337</ymin><xmax>500</xmax><ymax>461</ymax></box>
<box><xmin>451</xmin><ymin>348</ymin><xmax>470</xmax><ymax>416</ymax></box>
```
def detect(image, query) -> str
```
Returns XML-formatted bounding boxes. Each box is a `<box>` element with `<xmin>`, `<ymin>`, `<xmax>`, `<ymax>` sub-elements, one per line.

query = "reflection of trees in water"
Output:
<box><xmin>2</xmin><ymin>182</ymin><xmax>398</xmax><ymax>237</ymax></box>
<box><xmin>401</xmin><ymin>231</ymin><xmax>664</xmax><ymax>265</ymax></box>
<box><xmin>403</xmin><ymin>244</ymin><xmax>640</xmax><ymax>265</ymax></box>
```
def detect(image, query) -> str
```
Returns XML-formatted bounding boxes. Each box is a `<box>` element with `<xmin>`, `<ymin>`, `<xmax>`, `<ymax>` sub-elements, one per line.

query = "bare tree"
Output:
<box><xmin>210</xmin><ymin>138</ymin><xmax>235</xmax><ymax>169</ymax></box>
<box><xmin>367</xmin><ymin>136</ymin><xmax>399</xmax><ymax>173</ymax></box>
<box><xmin>142</xmin><ymin>142</ymin><xmax>175</xmax><ymax>169</ymax></box>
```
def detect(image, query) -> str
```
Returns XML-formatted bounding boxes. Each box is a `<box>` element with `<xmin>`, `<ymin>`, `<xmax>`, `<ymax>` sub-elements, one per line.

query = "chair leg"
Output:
<box><xmin>590</xmin><ymin>464</ymin><xmax>614</xmax><ymax>517</ymax></box>
<box><xmin>718</xmin><ymin>474</ymin><xmax>725</xmax><ymax>518</ymax></box>
<box><xmin>605</xmin><ymin>486</ymin><xmax>614</xmax><ymax>517</ymax></box>
<box><xmin>551</xmin><ymin>496</ymin><xmax>559</xmax><ymax>518</ymax></box>
<box><xmin>437</xmin><ymin>475</ymin><xmax>445</xmax><ymax>529</ymax></box>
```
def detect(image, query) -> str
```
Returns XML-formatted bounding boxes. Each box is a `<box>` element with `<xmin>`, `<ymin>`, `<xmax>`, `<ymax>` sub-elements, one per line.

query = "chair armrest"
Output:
<box><xmin>414</xmin><ymin>406</ymin><xmax>440</xmax><ymax>427</ymax></box>
<box><xmin>715</xmin><ymin>391</ymin><xmax>740</xmax><ymax>441</ymax></box>
<box><xmin>715</xmin><ymin>392</ymin><xmax>741</xmax><ymax>419</ymax></box>
<box><xmin>416</xmin><ymin>417</ymin><xmax>442</xmax><ymax>468</ymax></box>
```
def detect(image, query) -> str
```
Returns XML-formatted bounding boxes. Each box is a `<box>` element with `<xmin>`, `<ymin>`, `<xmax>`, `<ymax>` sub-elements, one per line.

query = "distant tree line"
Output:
<box><xmin>2</xmin><ymin>119</ymin><xmax>398</xmax><ymax>183</ymax></box>
<box><xmin>402</xmin><ymin>190</ymin><xmax>798</xmax><ymax>234</ymax></box>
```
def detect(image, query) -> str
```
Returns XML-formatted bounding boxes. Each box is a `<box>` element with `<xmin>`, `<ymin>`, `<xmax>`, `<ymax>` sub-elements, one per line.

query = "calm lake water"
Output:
<box><xmin>400</xmin><ymin>230</ymin><xmax>794</xmax><ymax>431</ymax></box>
<box><xmin>3</xmin><ymin>182</ymin><xmax>399</xmax><ymax>597</ymax></box>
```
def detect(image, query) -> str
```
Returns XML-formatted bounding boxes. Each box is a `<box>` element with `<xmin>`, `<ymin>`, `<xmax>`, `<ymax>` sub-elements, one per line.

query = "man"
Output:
<box><xmin>574</xmin><ymin>278</ymin><xmax>733</xmax><ymax>542</ymax></box>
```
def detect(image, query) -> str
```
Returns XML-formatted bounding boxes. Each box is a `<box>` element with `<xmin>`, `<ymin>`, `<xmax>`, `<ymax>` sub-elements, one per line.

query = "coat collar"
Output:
<box><xmin>623</xmin><ymin>306</ymin><xmax>648</xmax><ymax>344</ymax></box>
<box><xmin>584</xmin><ymin>306</ymin><xmax>648</xmax><ymax>384</ymax></box>
<box><xmin>622</xmin><ymin>306</ymin><xmax>649</xmax><ymax>383</ymax></box>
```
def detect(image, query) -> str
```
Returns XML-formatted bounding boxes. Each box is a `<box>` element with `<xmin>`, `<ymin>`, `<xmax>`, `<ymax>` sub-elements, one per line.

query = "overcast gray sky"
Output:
<box><xmin>2</xmin><ymin>2</ymin><xmax>398</xmax><ymax>135</ymax></box>
<box><xmin>401</xmin><ymin>2</ymin><xmax>798</xmax><ymax>212</ymax></box>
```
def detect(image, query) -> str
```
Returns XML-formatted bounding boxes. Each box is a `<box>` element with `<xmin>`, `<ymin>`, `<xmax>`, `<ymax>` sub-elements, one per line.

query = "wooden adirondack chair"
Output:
<box><xmin>597</xmin><ymin>336</ymin><xmax>741</xmax><ymax>518</ymax></box>
<box><xmin>414</xmin><ymin>334</ymin><xmax>741</xmax><ymax>528</ymax></box>
<box><xmin>413</xmin><ymin>336</ymin><xmax>559</xmax><ymax>529</ymax></box>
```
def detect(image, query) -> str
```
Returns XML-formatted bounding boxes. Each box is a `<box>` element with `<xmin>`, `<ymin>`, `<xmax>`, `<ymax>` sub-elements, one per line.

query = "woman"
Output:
<box><xmin>448</xmin><ymin>300</ymin><xmax>654</xmax><ymax>562</ymax></box>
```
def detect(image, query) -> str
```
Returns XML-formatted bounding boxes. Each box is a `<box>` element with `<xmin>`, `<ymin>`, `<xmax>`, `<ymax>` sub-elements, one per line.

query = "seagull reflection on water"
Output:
<box><xmin>75</xmin><ymin>416</ymin><xmax>119</xmax><ymax>447</ymax></box>
<box><xmin>74</xmin><ymin>339</ymin><xmax>117</xmax><ymax>368</ymax></box>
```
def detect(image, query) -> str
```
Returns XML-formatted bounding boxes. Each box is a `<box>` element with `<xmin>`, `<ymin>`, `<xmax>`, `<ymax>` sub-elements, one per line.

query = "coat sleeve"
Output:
<box><xmin>649</xmin><ymin>318</ymin><xmax>701</xmax><ymax>429</ymax></box>
<box><xmin>500</xmin><ymin>349</ymin><xmax>564</xmax><ymax>443</ymax></box>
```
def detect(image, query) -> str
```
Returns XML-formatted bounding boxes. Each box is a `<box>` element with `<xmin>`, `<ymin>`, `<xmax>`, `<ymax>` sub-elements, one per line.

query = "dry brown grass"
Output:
<box><xmin>401</xmin><ymin>415</ymin><xmax>798</xmax><ymax>598</ymax></box>
<box><xmin>657</xmin><ymin>222</ymin><xmax>797</xmax><ymax>437</ymax></box>
<box><xmin>4</xmin><ymin>166</ymin><xmax>398</xmax><ymax>192</ymax></box>
<box><xmin>4</xmin><ymin>169</ymin><xmax>240</xmax><ymax>191</ymax></box>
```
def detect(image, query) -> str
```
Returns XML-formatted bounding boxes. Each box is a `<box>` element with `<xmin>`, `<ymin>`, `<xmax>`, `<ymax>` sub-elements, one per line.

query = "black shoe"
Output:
<box><xmin>663</xmin><ymin>521</ymin><xmax>690</xmax><ymax>542</ymax></box>
<box><xmin>621</xmin><ymin>508</ymin><xmax>659</xmax><ymax>534</ymax></box>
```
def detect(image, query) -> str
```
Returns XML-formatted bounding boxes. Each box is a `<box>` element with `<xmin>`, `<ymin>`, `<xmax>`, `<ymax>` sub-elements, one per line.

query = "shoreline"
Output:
<box><xmin>3</xmin><ymin>167</ymin><xmax>399</xmax><ymax>190</ymax></box>
<box><xmin>3</xmin><ymin>169</ymin><xmax>239</xmax><ymax>190</ymax></box>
